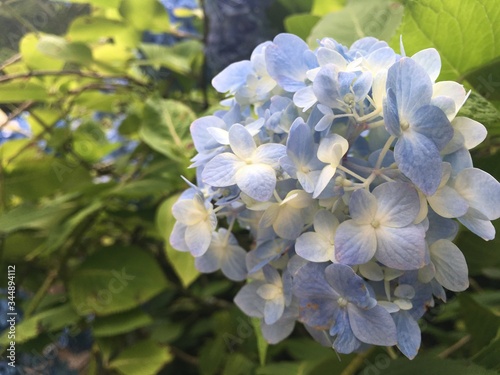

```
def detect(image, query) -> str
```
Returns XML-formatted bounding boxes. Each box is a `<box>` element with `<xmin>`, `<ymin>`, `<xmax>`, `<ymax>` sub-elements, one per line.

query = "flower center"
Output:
<box><xmin>401</xmin><ymin>120</ymin><xmax>410</xmax><ymax>131</ymax></box>
<box><xmin>337</xmin><ymin>297</ymin><xmax>348</xmax><ymax>307</ymax></box>
<box><xmin>371</xmin><ymin>219</ymin><xmax>380</xmax><ymax>228</ymax></box>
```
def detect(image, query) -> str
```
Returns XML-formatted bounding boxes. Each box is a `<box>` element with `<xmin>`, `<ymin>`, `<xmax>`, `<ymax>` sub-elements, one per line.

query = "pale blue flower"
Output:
<box><xmin>335</xmin><ymin>182</ymin><xmax>426</xmax><ymax>270</ymax></box>
<box><xmin>195</xmin><ymin>228</ymin><xmax>247</xmax><ymax>281</ymax></box>
<box><xmin>202</xmin><ymin>124</ymin><xmax>286</xmax><ymax>201</ymax></box>
<box><xmin>384</xmin><ymin>58</ymin><xmax>453</xmax><ymax>195</ymax></box>
<box><xmin>293</xmin><ymin>263</ymin><xmax>397</xmax><ymax>353</ymax></box>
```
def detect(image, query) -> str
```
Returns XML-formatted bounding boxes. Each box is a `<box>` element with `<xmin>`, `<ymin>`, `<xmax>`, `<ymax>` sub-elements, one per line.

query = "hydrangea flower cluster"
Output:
<box><xmin>169</xmin><ymin>33</ymin><xmax>500</xmax><ymax>358</ymax></box>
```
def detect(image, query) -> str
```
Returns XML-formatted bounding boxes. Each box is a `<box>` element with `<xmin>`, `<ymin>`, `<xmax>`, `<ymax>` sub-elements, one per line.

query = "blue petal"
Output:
<box><xmin>330</xmin><ymin>308</ymin><xmax>361</xmax><ymax>354</ymax></box>
<box><xmin>221</xmin><ymin>245</ymin><xmax>248</xmax><ymax>281</ymax></box>
<box><xmin>229</xmin><ymin>124</ymin><xmax>256</xmax><ymax>160</ymax></box>
<box><xmin>386</xmin><ymin>57</ymin><xmax>433</xmax><ymax>119</ymax></box>
<box><xmin>410</xmin><ymin>105</ymin><xmax>453</xmax><ymax>150</ymax></box>
<box><xmin>349</xmin><ymin>188</ymin><xmax>378</xmax><ymax>224</ymax></box>
<box><xmin>234</xmin><ymin>281</ymin><xmax>266</xmax><ymax>318</ymax></box>
<box><xmin>372</xmin><ymin>182</ymin><xmax>420</xmax><ymax>227</ymax></box>
<box><xmin>454</xmin><ymin>168</ymin><xmax>500</xmax><ymax>220</ymax></box>
<box><xmin>430</xmin><ymin>239</ymin><xmax>469</xmax><ymax>292</ymax></box>
<box><xmin>212</xmin><ymin>60</ymin><xmax>253</xmax><ymax>93</ymax></box>
<box><xmin>235</xmin><ymin>164</ymin><xmax>276</xmax><ymax>201</ymax></box>
<box><xmin>190</xmin><ymin>116</ymin><xmax>226</xmax><ymax>152</ymax></box>
<box><xmin>348</xmin><ymin>304</ymin><xmax>397</xmax><ymax>346</ymax></box>
<box><xmin>261</xmin><ymin>301</ymin><xmax>298</xmax><ymax>344</ymax></box>
<box><xmin>286</xmin><ymin>119</ymin><xmax>315</xmax><ymax>166</ymax></box>
<box><xmin>383</xmin><ymin>88</ymin><xmax>401</xmax><ymax>136</ymax></box>
<box><xmin>325</xmin><ymin>263</ymin><xmax>374</xmax><ymax>308</ymax></box>
<box><xmin>394</xmin><ymin>132</ymin><xmax>442</xmax><ymax>195</ymax></box>
<box><xmin>295</xmin><ymin>232</ymin><xmax>333</xmax><ymax>262</ymax></box>
<box><xmin>334</xmin><ymin>221</ymin><xmax>377</xmax><ymax>265</ymax></box>
<box><xmin>202</xmin><ymin>153</ymin><xmax>243</xmax><ymax>187</ymax></box>
<box><xmin>394</xmin><ymin>311</ymin><xmax>421</xmax><ymax>359</ymax></box>
<box><xmin>313</xmin><ymin>64</ymin><xmax>341</xmax><ymax>108</ymax></box>
<box><xmin>265</xmin><ymin>33</ymin><xmax>314</xmax><ymax>92</ymax></box>
<box><xmin>375</xmin><ymin>225</ymin><xmax>426</xmax><ymax>270</ymax></box>
<box><xmin>264</xmin><ymin>296</ymin><xmax>285</xmax><ymax>325</ymax></box>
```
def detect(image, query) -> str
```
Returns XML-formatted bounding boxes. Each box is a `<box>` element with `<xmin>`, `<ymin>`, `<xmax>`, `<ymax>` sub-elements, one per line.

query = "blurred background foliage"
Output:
<box><xmin>0</xmin><ymin>0</ymin><xmax>499</xmax><ymax>374</ymax></box>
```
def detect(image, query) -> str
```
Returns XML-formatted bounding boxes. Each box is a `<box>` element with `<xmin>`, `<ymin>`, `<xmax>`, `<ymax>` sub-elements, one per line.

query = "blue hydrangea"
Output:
<box><xmin>169</xmin><ymin>33</ymin><xmax>500</xmax><ymax>359</ymax></box>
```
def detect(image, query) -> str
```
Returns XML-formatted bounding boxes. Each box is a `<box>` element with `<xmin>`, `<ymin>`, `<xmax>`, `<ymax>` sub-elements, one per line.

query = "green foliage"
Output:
<box><xmin>307</xmin><ymin>0</ymin><xmax>404</xmax><ymax>47</ymax></box>
<box><xmin>0</xmin><ymin>0</ymin><xmax>499</xmax><ymax>374</ymax></box>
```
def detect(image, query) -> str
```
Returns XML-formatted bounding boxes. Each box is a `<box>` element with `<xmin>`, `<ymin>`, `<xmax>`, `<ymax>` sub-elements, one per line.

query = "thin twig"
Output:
<box><xmin>340</xmin><ymin>347</ymin><xmax>376</xmax><ymax>375</ymax></box>
<box><xmin>170</xmin><ymin>347</ymin><xmax>199</xmax><ymax>366</ymax></box>
<box><xmin>438</xmin><ymin>335</ymin><xmax>471</xmax><ymax>359</ymax></box>
<box><xmin>0</xmin><ymin>53</ymin><xmax>22</xmax><ymax>71</ymax></box>
<box><xmin>0</xmin><ymin>69</ymin><xmax>149</xmax><ymax>88</ymax></box>
<box><xmin>0</xmin><ymin>101</ymin><xmax>34</xmax><ymax>129</ymax></box>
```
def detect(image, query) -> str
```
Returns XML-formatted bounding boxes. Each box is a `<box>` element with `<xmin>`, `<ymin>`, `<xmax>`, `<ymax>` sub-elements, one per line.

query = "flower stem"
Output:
<box><xmin>375</xmin><ymin>135</ymin><xmax>396</xmax><ymax>170</ymax></box>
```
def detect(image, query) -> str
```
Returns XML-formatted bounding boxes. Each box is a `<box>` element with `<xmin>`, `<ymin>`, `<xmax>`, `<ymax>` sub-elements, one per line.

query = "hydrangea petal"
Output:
<box><xmin>221</xmin><ymin>245</ymin><xmax>247</xmax><ymax>281</ymax></box>
<box><xmin>295</xmin><ymin>232</ymin><xmax>333</xmax><ymax>262</ymax></box>
<box><xmin>349</xmin><ymin>188</ymin><xmax>378</xmax><ymax>224</ymax></box>
<box><xmin>229</xmin><ymin>124</ymin><xmax>256</xmax><ymax>160</ymax></box>
<box><xmin>373</xmin><ymin>182</ymin><xmax>420</xmax><ymax>227</ymax></box>
<box><xmin>394</xmin><ymin>311</ymin><xmax>421</xmax><ymax>359</ymax></box>
<box><xmin>386</xmin><ymin>57</ymin><xmax>433</xmax><ymax>119</ymax></box>
<box><xmin>454</xmin><ymin>168</ymin><xmax>500</xmax><ymax>220</ymax></box>
<box><xmin>202</xmin><ymin>153</ymin><xmax>244</xmax><ymax>187</ymax></box>
<box><xmin>212</xmin><ymin>60</ymin><xmax>253</xmax><ymax>93</ymax></box>
<box><xmin>430</xmin><ymin>239</ymin><xmax>469</xmax><ymax>292</ymax></box>
<box><xmin>347</xmin><ymin>304</ymin><xmax>397</xmax><ymax>346</ymax></box>
<box><xmin>234</xmin><ymin>281</ymin><xmax>266</xmax><ymax>318</ymax></box>
<box><xmin>411</xmin><ymin>48</ymin><xmax>441</xmax><ymax>82</ymax></box>
<box><xmin>395</xmin><ymin>131</ymin><xmax>442</xmax><ymax>195</ymax></box>
<box><xmin>427</xmin><ymin>185</ymin><xmax>469</xmax><ymax>218</ymax></box>
<box><xmin>375</xmin><ymin>225</ymin><xmax>426</xmax><ymax>270</ymax></box>
<box><xmin>335</xmin><ymin>221</ymin><xmax>377</xmax><ymax>265</ymax></box>
<box><xmin>410</xmin><ymin>105</ymin><xmax>453</xmax><ymax>150</ymax></box>
<box><xmin>185</xmin><ymin>221</ymin><xmax>213</xmax><ymax>257</ymax></box>
<box><xmin>236</xmin><ymin>164</ymin><xmax>276</xmax><ymax>202</ymax></box>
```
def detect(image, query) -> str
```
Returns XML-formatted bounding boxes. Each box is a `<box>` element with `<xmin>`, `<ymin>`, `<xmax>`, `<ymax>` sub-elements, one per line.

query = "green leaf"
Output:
<box><xmin>20</xmin><ymin>33</ymin><xmax>64</xmax><ymax>70</ymax></box>
<box><xmin>199</xmin><ymin>336</ymin><xmax>227</xmax><ymax>375</ymax></box>
<box><xmin>223</xmin><ymin>354</ymin><xmax>256</xmax><ymax>375</ymax></box>
<box><xmin>119</xmin><ymin>0</ymin><xmax>170</xmax><ymax>32</ymax></box>
<box><xmin>0</xmin><ymin>203</ymin><xmax>77</xmax><ymax>234</ymax></box>
<box><xmin>41</xmin><ymin>201</ymin><xmax>103</xmax><ymax>256</ymax></box>
<box><xmin>156</xmin><ymin>195</ymin><xmax>200</xmax><ymax>287</ymax></box>
<box><xmin>463</xmin><ymin>60</ymin><xmax>500</xmax><ymax>101</ymax></box>
<box><xmin>137</xmin><ymin>40</ymin><xmax>203</xmax><ymax>74</ymax></box>
<box><xmin>308</xmin><ymin>0</ymin><xmax>403</xmax><ymax>47</ymax></box>
<box><xmin>68</xmin><ymin>245</ymin><xmax>169</xmax><ymax>316</ymax></box>
<box><xmin>108</xmin><ymin>179</ymin><xmax>172</xmax><ymax>198</ymax></box>
<box><xmin>3</xmin><ymin>231</ymin><xmax>45</xmax><ymax>260</ymax></box>
<box><xmin>108</xmin><ymin>340</ymin><xmax>172</xmax><ymax>375</ymax></box>
<box><xmin>375</xmin><ymin>355</ymin><xmax>499</xmax><ymax>375</ymax></box>
<box><xmin>140</xmin><ymin>97</ymin><xmax>196</xmax><ymax>163</ymax></box>
<box><xmin>37</xmin><ymin>35</ymin><xmax>93</xmax><ymax>64</ymax></box>
<box><xmin>67</xmin><ymin>16</ymin><xmax>140</xmax><ymax>48</ymax></box>
<box><xmin>284</xmin><ymin>14</ymin><xmax>320</xmax><ymax>40</ymax></box>
<box><xmin>0</xmin><ymin>81</ymin><xmax>49</xmax><ymax>102</ymax></box>
<box><xmin>473</xmin><ymin>335</ymin><xmax>500</xmax><ymax>371</ymax></box>
<box><xmin>0</xmin><ymin>304</ymin><xmax>80</xmax><ymax>346</ymax></box>
<box><xmin>92</xmin><ymin>308</ymin><xmax>153</xmax><ymax>337</ymax></box>
<box><xmin>311</xmin><ymin>0</ymin><xmax>345</xmax><ymax>16</ymax></box>
<box><xmin>459</xmin><ymin>294</ymin><xmax>500</xmax><ymax>350</ymax></box>
<box><xmin>148</xmin><ymin>319</ymin><xmax>183</xmax><ymax>343</ymax></box>
<box><xmin>251</xmin><ymin>318</ymin><xmax>268</xmax><ymax>366</ymax></box>
<box><xmin>257</xmin><ymin>362</ymin><xmax>308</xmax><ymax>375</ymax></box>
<box><xmin>51</xmin><ymin>0</ymin><xmax>120</xmax><ymax>7</ymax></box>
<box><xmin>457</xmin><ymin>91</ymin><xmax>500</xmax><ymax>136</ymax></box>
<box><xmin>391</xmin><ymin>0</ymin><xmax>500</xmax><ymax>81</ymax></box>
